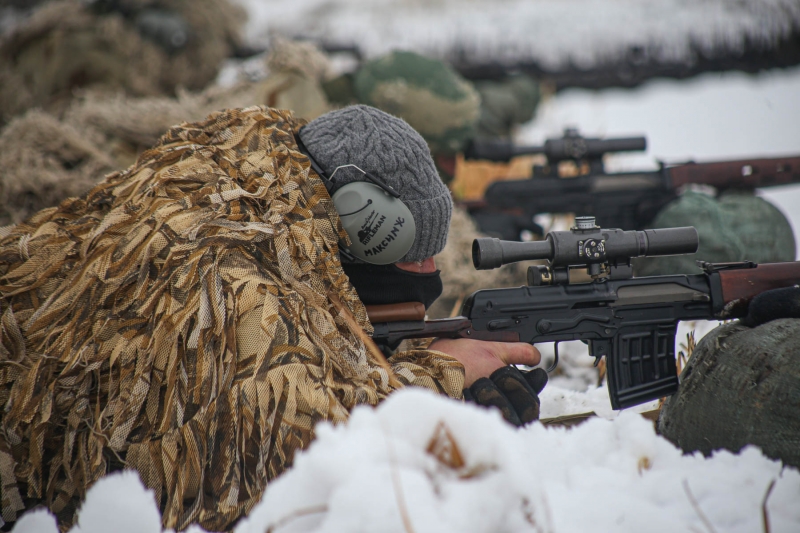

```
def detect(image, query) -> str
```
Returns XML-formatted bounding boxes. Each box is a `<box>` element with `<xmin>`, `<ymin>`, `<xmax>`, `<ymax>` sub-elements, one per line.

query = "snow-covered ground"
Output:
<box><xmin>13</xmin><ymin>390</ymin><xmax>800</xmax><ymax>533</ymax></box>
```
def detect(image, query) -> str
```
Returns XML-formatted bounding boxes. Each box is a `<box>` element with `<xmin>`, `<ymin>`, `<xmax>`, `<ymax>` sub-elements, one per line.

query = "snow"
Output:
<box><xmin>230</xmin><ymin>0</ymin><xmax>800</xmax><ymax>69</ymax></box>
<box><xmin>14</xmin><ymin>390</ymin><xmax>800</xmax><ymax>533</ymax></box>
<box><xmin>8</xmin><ymin>510</ymin><xmax>58</xmax><ymax>533</ymax></box>
<box><xmin>68</xmin><ymin>470</ymin><xmax>164</xmax><ymax>533</ymax></box>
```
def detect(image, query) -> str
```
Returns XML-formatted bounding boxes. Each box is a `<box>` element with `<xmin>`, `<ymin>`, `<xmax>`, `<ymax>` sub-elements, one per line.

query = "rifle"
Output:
<box><xmin>369</xmin><ymin>216</ymin><xmax>800</xmax><ymax>409</ymax></box>
<box><xmin>462</xmin><ymin>128</ymin><xmax>800</xmax><ymax>240</ymax></box>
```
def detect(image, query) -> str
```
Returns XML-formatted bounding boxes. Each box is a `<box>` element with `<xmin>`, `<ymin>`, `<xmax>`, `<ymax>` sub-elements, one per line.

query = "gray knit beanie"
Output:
<box><xmin>298</xmin><ymin>104</ymin><xmax>452</xmax><ymax>262</ymax></box>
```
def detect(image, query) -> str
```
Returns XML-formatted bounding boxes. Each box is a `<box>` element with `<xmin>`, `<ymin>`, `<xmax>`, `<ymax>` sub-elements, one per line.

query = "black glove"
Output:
<box><xmin>463</xmin><ymin>366</ymin><xmax>548</xmax><ymax>427</ymax></box>
<box><xmin>741</xmin><ymin>286</ymin><xmax>800</xmax><ymax>328</ymax></box>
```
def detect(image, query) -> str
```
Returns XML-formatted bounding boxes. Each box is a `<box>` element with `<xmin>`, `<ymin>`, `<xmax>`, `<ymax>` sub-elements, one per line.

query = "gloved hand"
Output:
<box><xmin>741</xmin><ymin>286</ymin><xmax>800</xmax><ymax>328</ymax></box>
<box><xmin>463</xmin><ymin>366</ymin><xmax>548</xmax><ymax>427</ymax></box>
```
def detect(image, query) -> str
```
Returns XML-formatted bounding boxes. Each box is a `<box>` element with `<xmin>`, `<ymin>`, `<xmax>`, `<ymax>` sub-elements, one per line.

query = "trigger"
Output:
<box><xmin>546</xmin><ymin>341</ymin><xmax>560</xmax><ymax>373</ymax></box>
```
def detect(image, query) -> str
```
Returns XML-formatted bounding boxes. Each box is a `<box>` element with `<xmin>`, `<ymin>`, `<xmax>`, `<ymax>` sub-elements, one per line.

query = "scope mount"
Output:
<box><xmin>527</xmin><ymin>216</ymin><xmax>636</xmax><ymax>286</ymax></box>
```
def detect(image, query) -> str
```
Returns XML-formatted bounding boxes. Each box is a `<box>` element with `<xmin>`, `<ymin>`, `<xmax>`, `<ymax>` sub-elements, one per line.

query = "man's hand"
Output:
<box><xmin>741</xmin><ymin>286</ymin><xmax>800</xmax><ymax>327</ymax></box>
<box><xmin>428</xmin><ymin>338</ymin><xmax>541</xmax><ymax>387</ymax></box>
<box><xmin>465</xmin><ymin>366</ymin><xmax>548</xmax><ymax>426</ymax></box>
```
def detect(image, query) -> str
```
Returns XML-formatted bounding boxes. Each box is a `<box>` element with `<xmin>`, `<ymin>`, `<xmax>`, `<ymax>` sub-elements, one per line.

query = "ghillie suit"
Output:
<box><xmin>0</xmin><ymin>107</ymin><xmax>464</xmax><ymax>531</ymax></box>
<box><xmin>62</xmin><ymin>82</ymin><xmax>272</xmax><ymax>167</ymax></box>
<box><xmin>0</xmin><ymin>85</ymin><xmax>265</xmax><ymax>227</ymax></box>
<box><xmin>58</xmin><ymin>37</ymin><xmax>335</xmax><ymax>167</ymax></box>
<box><xmin>256</xmin><ymin>36</ymin><xmax>335</xmax><ymax>122</ymax></box>
<box><xmin>0</xmin><ymin>38</ymin><xmax>334</xmax><ymax>227</ymax></box>
<box><xmin>0</xmin><ymin>0</ymin><xmax>245</xmax><ymax>125</ymax></box>
<box><xmin>0</xmin><ymin>109</ymin><xmax>117</xmax><ymax>227</ymax></box>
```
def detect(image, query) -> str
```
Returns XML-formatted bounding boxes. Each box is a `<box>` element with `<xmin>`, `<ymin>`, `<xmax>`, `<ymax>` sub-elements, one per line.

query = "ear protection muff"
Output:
<box><xmin>332</xmin><ymin>181</ymin><xmax>416</xmax><ymax>264</ymax></box>
<box><xmin>295</xmin><ymin>133</ymin><xmax>417</xmax><ymax>265</ymax></box>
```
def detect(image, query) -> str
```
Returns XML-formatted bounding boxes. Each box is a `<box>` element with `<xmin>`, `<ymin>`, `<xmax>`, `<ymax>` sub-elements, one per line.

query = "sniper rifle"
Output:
<box><xmin>368</xmin><ymin>216</ymin><xmax>800</xmax><ymax>409</ymax></box>
<box><xmin>462</xmin><ymin>128</ymin><xmax>800</xmax><ymax>240</ymax></box>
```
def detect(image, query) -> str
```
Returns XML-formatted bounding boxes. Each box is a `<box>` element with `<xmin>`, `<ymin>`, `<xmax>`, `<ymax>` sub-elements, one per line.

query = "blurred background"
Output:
<box><xmin>1</xmin><ymin>0</ymin><xmax>798</xmax><ymax>386</ymax></box>
<box><xmin>2</xmin><ymin>0</ymin><xmax>797</xmax><ymax>241</ymax></box>
<box><xmin>230</xmin><ymin>0</ymin><xmax>800</xmax><ymax>250</ymax></box>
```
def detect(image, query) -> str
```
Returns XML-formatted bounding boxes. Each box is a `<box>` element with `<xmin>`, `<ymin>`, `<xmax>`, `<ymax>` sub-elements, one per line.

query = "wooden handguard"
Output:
<box><xmin>717</xmin><ymin>261</ymin><xmax>800</xmax><ymax>317</ymax></box>
<box><xmin>366</xmin><ymin>302</ymin><xmax>426</xmax><ymax>323</ymax></box>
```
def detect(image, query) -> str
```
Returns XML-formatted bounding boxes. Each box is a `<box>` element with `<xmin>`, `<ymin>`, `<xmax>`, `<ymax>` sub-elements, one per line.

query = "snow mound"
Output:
<box><xmin>232</xmin><ymin>0</ymin><xmax>800</xmax><ymax>70</ymax></box>
<box><xmin>68</xmin><ymin>470</ymin><xmax>163</xmax><ymax>533</ymax></box>
<box><xmin>238</xmin><ymin>388</ymin><xmax>800</xmax><ymax>533</ymax></box>
<box><xmin>11</xmin><ymin>389</ymin><xmax>800</xmax><ymax>533</ymax></box>
<box><xmin>8</xmin><ymin>509</ymin><xmax>58</xmax><ymax>533</ymax></box>
<box><xmin>10</xmin><ymin>470</ymin><xmax>163</xmax><ymax>533</ymax></box>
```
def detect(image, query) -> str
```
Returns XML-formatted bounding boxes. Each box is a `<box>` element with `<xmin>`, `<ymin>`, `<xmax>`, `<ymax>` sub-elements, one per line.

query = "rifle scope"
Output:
<box><xmin>473</xmin><ymin>218</ymin><xmax>698</xmax><ymax>271</ymax></box>
<box><xmin>465</xmin><ymin>129</ymin><xmax>647</xmax><ymax>163</ymax></box>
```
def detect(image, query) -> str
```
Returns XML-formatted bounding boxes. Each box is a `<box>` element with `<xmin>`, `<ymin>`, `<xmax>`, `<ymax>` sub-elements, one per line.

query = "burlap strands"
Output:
<box><xmin>0</xmin><ymin>106</ymin><xmax>464</xmax><ymax>531</ymax></box>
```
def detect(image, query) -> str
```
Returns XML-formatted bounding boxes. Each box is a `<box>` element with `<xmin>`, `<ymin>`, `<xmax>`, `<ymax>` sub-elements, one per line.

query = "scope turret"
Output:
<box><xmin>473</xmin><ymin>217</ymin><xmax>698</xmax><ymax>280</ymax></box>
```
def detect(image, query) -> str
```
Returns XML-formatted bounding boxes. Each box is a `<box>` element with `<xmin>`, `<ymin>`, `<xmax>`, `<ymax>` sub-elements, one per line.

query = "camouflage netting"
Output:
<box><xmin>0</xmin><ymin>36</ymin><xmax>346</xmax><ymax>228</ymax></box>
<box><xmin>657</xmin><ymin>319</ymin><xmax>800</xmax><ymax>468</ymax></box>
<box><xmin>0</xmin><ymin>106</ymin><xmax>464</xmax><ymax>531</ymax></box>
<box><xmin>429</xmin><ymin>207</ymin><xmax>529</xmax><ymax>319</ymax></box>
<box><xmin>0</xmin><ymin>109</ymin><xmax>117</xmax><ymax>226</ymax></box>
<box><xmin>633</xmin><ymin>190</ymin><xmax>796</xmax><ymax>276</ymax></box>
<box><xmin>473</xmin><ymin>74</ymin><xmax>541</xmax><ymax>139</ymax></box>
<box><xmin>0</xmin><ymin>0</ymin><xmax>245</xmax><ymax>125</ymax></box>
<box><xmin>354</xmin><ymin>51</ymin><xmax>481</xmax><ymax>155</ymax></box>
<box><xmin>63</xmin><ymin>83</ymin><xmax>269</xmax><ymax>164</ymax></box>
<box><xmin>257</xmin><ymin>37</ymin><xmax>334</xmax><ymax>122</ymax></box>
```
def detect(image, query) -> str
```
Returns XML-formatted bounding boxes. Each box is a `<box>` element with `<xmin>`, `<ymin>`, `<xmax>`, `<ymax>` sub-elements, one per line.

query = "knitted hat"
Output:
<box><xmin>298</xmin><ymin>104</ymin><xmax>453</xmax><ymax>262</ymax></box>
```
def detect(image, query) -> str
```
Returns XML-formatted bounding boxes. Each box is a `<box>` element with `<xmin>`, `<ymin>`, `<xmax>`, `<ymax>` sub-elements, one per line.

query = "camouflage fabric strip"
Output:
<box><xmin>0</xmin><ymin>106</ymin><xmax>464</xmax><ymax>531</ymax></box>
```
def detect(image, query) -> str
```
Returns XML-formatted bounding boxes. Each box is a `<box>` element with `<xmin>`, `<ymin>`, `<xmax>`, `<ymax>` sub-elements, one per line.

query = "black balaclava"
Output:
<box><xmin>341</xmin><ymin>262</ymin><xmax>443</xmax><ymax>310</ymax></box>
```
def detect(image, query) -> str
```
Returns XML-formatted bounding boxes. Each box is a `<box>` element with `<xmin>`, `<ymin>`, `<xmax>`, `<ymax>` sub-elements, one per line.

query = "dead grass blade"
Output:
<box><xmin>265</xmin><ymin>504</ymin><xmax>329</xmax><ymax>533</ymax></box>
<box><xmin>762</xmin><ymin>478</ymin><xmax>777</xmax><ymax>533</ymax></box>
<box><xmin>381</xmin><ymin>419</ymin><xmax>416</xmax><ymax>533</ymax></box>
<box><xmin>683</xmin><ymin>479</ymin><xmax>717</xmax><ymax>533</ymax></box>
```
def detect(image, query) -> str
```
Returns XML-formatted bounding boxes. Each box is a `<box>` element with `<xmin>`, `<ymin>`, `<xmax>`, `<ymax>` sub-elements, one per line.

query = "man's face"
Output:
<box><xmin>395</xmin><ymin>257</ymin><xmax>436</xmax><ymax>273</ymax></box>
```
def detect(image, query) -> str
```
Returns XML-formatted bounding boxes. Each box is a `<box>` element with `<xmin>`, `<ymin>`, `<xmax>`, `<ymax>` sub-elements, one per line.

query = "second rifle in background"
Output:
<box><xmin>461</xmin><ymin>128</ymin><xmax>800</xmax><ymax>240</ymax></box>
